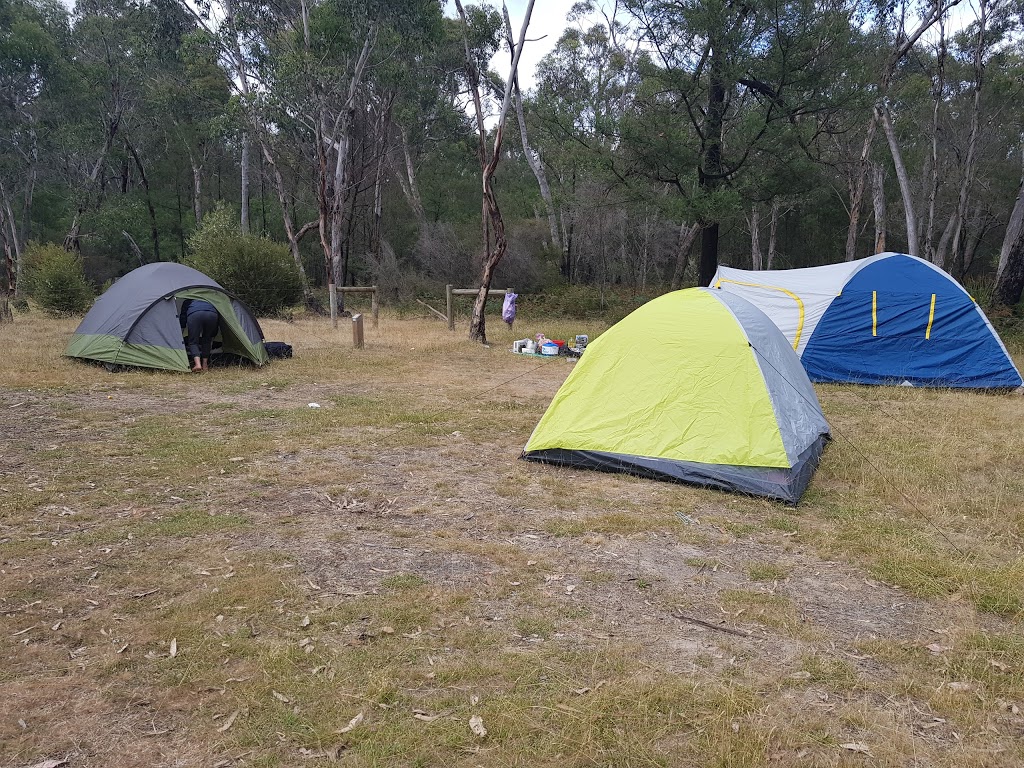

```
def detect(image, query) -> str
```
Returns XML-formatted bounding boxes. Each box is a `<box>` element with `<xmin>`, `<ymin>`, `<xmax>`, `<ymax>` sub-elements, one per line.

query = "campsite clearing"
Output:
<box><xmin>2</xmin><ymin>312</ymin><xmax>1024</xmax><ymax>767</ymax></box>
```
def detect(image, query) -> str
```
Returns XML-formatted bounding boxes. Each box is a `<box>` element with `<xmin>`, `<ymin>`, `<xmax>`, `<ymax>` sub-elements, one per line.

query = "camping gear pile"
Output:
<box><xmin>512</xmin><ymin>333</ymin><xmax>588</xmax><ymax>357</ymax></box>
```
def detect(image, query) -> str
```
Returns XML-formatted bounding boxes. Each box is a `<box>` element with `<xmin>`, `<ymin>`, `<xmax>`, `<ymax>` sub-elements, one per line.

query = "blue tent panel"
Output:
<box><xmin>802</xmin><ymin>255</ymin><xmax>1022</xmax><ymax>388</ymax></box>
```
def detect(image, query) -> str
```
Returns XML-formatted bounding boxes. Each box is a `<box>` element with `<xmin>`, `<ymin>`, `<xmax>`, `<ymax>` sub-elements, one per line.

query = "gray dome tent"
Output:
<box><xmin>66</xmin><ymin>262</ymin><xmax>269</xmax><ymax>371</ymax></box>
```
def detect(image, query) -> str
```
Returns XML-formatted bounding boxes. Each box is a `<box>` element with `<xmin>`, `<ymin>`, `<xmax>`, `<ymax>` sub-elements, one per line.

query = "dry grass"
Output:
<box><xmin>2</xmin><ymin>308</ymin><xmax>1024</xmax><ymax>767</ymax></box>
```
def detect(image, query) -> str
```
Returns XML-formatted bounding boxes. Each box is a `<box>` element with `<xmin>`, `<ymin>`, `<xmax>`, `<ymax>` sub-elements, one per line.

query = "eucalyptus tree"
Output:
<box><xmin>59</xmin><ymin>0</ymin><xmax>158</xmax><ymax>253</ymax></box>
<box><xmin>624</xmin><ymin>0</ymin><xmax>869</xmax><ymax>285</ymax></box>
<box><xmin>840</xmin><ymin>0</ymin><xmax>964</xmax><ymax>261</ymax></box>
<box><xmin>181</xmin><ymin>0</ymin><xmax>443</xmax><ymax>318</ymax></box>
<box><xmin>453</xmin><ymin>0</ymin><xmax>535</xmax><ymax>343</ymax></box>
<box><xmin>531</xmin><ymin>9</ymin><xmax>646</xmax><ymax>283</ymax></box>
<box><xmin>0</xmin><ymin>0</ymin><xmax>68</xmax><ymax>296</ymax></box>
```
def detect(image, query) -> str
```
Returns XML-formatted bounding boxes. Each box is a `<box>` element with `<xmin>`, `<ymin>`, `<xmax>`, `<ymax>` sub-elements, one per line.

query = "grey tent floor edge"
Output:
<box><xmin>521</xmin><ymin>435</ymin><xmax>830</xmax><ymax>505</ymax></box>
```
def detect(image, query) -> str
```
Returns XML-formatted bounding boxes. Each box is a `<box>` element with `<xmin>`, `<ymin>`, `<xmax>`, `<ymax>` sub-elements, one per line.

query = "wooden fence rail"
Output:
<box><xmin>445</xmin><ymin>285</ymin><xmax>512</xmax><ymax>330</ymax></box>
<box><xmin>330</xmin><ymin>285</ymin><xmax>379</xmax><ymax>328</ymax></box>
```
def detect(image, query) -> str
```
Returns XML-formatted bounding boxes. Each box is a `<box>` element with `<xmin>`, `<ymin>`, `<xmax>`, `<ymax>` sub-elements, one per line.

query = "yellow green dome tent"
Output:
<box><xmin>522</xmin><ymin>288</ymin><xmax>830</xmax><ymax>503</ymax></box>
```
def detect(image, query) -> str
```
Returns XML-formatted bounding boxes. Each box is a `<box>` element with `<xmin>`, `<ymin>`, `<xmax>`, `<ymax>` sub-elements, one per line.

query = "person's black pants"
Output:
<box><xmin>186</xmin><ymin>310</ymin><xmax>220</xmax><ymax>359</ymax></box>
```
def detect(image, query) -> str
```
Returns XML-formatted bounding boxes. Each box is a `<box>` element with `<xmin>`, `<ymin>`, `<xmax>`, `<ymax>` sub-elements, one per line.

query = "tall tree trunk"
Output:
<box><xmin>767</xmin><ymin>199</ymin><xmax>780</xmax><ymax>268</ymax></box>
<box><xmin>315</xmin><ymin>33</ymin><xmax>374</xmax><ymax>325</ymax></box>
<box><xmin>503</xmin><ymin>7</ymin><xmax>560</xmax><ymax>253</ymax></box>
<box><xmin>670</xmin><ymin>221</ymin><xmax>699</xmax><ymax>289</ymax></box>
<box><xmin>64</xmin><ymin>109</ymin><xmax>122</xmax><ymax>252</ymax></box>
<box><xmin>924</xmin><ymin>17</ymin><xmax>947</xmax><ymax>264</ymax></box>
<box><xmin>189</xmin><ymin>153</ymin><xmax>203</xmax><ymax>227</ymax></box>
<box><xmin>878</xmin><ymin>104</ymin><xmax>918</xmax><ymax>256</ymax></box>
<box><xmin>125</xmin><ymin>140</ymin><xmax>160</xmax><ymax>261</ymax></box>
<box><xmin>390</xmin><ymin>128</ymin><xmax>426</xmax><ymax>224</ymax></box>
<box><xmin>749</xmin><ymin>205</ymin><xmax>762</xmax><ymax>269</ymax></box>
<box><xmin>1</xmin><ymin>202</ymin><xmax>15</xmax><ymax>321</ymax></box>
<box><xmin>845</xmin><ymin>113</ymin><xmax>878</xmax><ymax>261</ymax></box>
<box><xmin>698</xmin><ymin>44</ymin><xmax>726</xmax><ymax>285</ymax></box>
<box><xmin>993</xmin><ymin>154</ymin><xmax>1024</xmax><ymax>306</ymax></box>
<box><xmin>871</xmin><ymin>161</ymin><xmax>887</xmax><ymax>253</ymax></box>
<box><xmin>456</xmin><ymin>0</ymin><xmax>536</xmax><ymax>343</ymax></box>
<box><xmin>0</xmin><ymin>183</ymin><xmax>22</xmax><ymax>295</ymax></box>
<box><xmin>950</xmin><ymin>0</ymin><xmax>988</xmax><ymax>275</ymax></box>
<box><xmin>934</xmin><ymin>210</ymin><xmax>956</xmax><ymax>271</ymax></box>
<box><xmin>960</xmin><ymin>202</ymin><xmax>986</xmax><ymax>277</ymax></box>
<box><xmin>240</xmin><ymin>133</ymin><xmax>250</xmax><ymax>233</ymax></box>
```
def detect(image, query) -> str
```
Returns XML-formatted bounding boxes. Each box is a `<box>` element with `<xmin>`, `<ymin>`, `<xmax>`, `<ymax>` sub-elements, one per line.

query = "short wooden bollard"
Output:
<box><xmin>352</xmin><ymin>313</ymin><xmax>364</xmax><ymax>349</ymax></box>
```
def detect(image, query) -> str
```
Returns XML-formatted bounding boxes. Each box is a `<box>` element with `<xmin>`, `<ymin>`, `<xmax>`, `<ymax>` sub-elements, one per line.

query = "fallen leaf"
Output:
<box><xmin>380</xmin><ymin>626</ymin><xmax>395</xmax><ymax>635</ymax></box>
<box><xmin>272</xmin><ymin>690</ymin><xmax>291</xmax><ymax>703</ymax></box>
<box><xmin>412</xmin><ymin>712</ymin><xmax>443</xmax><ymax>723</ymax></box>
<box><xmin>943</xmin><ymin>682</ymin><xmax>972</xmax><ymax>692</ymax></box>
<box><xmin>989</xmin><ymin>660</ymin><xmax>1008</xmax><ymax>672</ymax></box>
<box><xmin>169</xmin><ymin>638</ymin><xmax>177</xmax><ymax>657</ymax></box>
<box><xmin>217</xmin><ymin>710</ymin><xmax>239</xmax><ymax>732</ymax></box>
<box><xmin>840</xmin><ymin>742</ymin><xmax>873</xmax><ymax>756</ymax></box>
<box><xmin>926</xmin><ymin>643</ymin><xmax>951</xmax><ymax>655</ymax></box>
<box><xmin>228</xmin><ymin>457</ymin><xmax>244</xmax><ymax>462</ymax></box>
<box><xmin>573</xmin><ymin>687</ymin><xmax>591</xmax><ymax>695</ymax></box>
<box><xmin>336</xmin><ymin>712</ymin><xmax>364</xmax><ymax>734</ymax></box>
<box><xmin>301</xmin><ymin>615</ymin><xmax>311</xmax><ymax>627</ymax></box>
<box><xmin>21</xmin><ymin>758</ymin><xmax>69</xmax><ymax>768</ymax></box>
<box><xmin>565</xmin><ymin>585</ymin><xmax>576</xmax><ymax>595</ymax></box>
<box><xmin>469</xmin><ymin>715</ymin><xmax>487</xmax><ymax>738</ymax></box>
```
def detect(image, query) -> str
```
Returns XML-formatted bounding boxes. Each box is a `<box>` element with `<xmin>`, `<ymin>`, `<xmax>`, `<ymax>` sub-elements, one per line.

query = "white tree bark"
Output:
<box><xmin>878</xmin><ymin>104</ymin><xmax>918</xmax><ymax>256</ymax></box>
<box><xmin>240</xmin><ymin>133</ymin><xmax>250</xmax><ymax>233</ymax></box>
<box><xmin>749</xmin><ymin>205</ymin><xmax>762</xmax><ymax>269</ymax></box>
<box><xmin>871</xmin><ymin>161</ymin><xmax>887</xmax><ymax>253</ymax></box>
<box><xmin>993</xmin><ymin>150</ymin><xmax>1024</xmax><ymax>304</ymax></box>
<box><xmin>924</xmin><ymin>16</ymin><xmax>947</xmax><ymax>264</ymax></box>
<box><xmin>767</xmin><ymin>199</ymin><xmax>780</xmax><ymax>268</ymax></box>
<box><xmin>950</xmin><ymin>0</ymin><xmax>989</xmax><ymax>275</ymax></box>
<box><xmin>845</xmin><ymin>0</ymin><xmax>963</xmax><ymax>261</ymax></box>
<box><xmin>503</xmin><ymin>6</ymin><xmax>560</xmax><ymax>254</ymax></box>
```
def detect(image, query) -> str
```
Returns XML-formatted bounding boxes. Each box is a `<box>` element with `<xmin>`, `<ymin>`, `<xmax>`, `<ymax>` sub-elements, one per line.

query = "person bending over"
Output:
<box><xmin>180</xmin><ymin>298</ymin><xmax>221</xmax><ymax>372</ymax></box>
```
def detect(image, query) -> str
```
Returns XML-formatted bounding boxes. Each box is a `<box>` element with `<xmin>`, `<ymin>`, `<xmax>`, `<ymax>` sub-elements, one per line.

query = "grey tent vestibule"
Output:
<box><xmin>66</xmin><ymin>262</ymin><xmax>269</xmax><ymax>372</ymax></box>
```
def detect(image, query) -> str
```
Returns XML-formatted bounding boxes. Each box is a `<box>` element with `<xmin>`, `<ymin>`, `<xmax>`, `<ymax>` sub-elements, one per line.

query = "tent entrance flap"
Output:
<box><xmin>174</xmin><ymin>288</ymin><xmax>268</xmax><ymax>365</ymax></box>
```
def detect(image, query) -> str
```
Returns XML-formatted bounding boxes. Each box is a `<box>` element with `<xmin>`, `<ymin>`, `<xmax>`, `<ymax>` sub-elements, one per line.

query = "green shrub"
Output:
<box><xmin>22</xmin><ymin>243</ymin><xmax>94</xmax><ymax>315</ymax></box>
<box><xmin>186</xmin><ymin>206</ymin><xmax>303</xmax><ymax>316</ymax></box>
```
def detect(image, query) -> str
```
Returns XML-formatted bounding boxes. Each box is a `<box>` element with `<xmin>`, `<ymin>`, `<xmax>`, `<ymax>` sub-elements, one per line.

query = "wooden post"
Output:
<box><xmin>329</xmin><ymin>283</ymin><xmax>338</xmax><ymax>329</ymax></box>
<box><xmin>446</xmin><ymin>283</ymin><xmax>454</xmax><ymax>330</ymax></box>
<box><xmin>352</xmin><ymin>313</ymin><xmax>364</xmax><ymax>349</ymax></box>
<box><xmin>371</xmin><ymin>285</ymin><xmax>379</xmax><ymax>328</ymax></box>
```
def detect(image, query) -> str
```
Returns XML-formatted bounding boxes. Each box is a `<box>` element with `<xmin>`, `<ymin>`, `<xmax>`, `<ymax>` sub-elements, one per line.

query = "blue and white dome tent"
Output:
<box><xmin>711</xmin><ymin>252</ymin><xmax>1022</xmax><ymax>389</ymax></box>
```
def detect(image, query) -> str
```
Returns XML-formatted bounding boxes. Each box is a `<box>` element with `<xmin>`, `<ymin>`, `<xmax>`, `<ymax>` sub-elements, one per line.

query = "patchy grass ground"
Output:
<box><xmin>2</xmin><ymin>308</ymin><xmax>1023</xmax><ymax>768</ymax></box>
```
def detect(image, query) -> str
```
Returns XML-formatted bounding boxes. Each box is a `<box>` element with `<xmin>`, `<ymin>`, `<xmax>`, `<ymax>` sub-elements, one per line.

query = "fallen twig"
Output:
<box><xmin>672</xmin><ymin>612</ymin><xmax>752</xmax><ymax>638</ymax></box>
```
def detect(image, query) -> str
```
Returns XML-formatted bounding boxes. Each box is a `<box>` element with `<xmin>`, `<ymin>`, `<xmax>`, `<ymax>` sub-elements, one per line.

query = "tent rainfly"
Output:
<box><xmin>66</xmin><ymin>262</ymin><xmax>269</xmax><ymax>372</ymax></box>
<box><xmin>712</xmin><ymin>253</ymin><xmax>1023</xmax><ymax>389</ymax></box>
<box><xmin>522</xmin><ymin>288</ymin><xmax>831</xmax><ymax>504</ymax></box>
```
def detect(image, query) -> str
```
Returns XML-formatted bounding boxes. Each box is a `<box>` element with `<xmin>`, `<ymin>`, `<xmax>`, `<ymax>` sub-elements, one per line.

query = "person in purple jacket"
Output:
<box><xmin>179</xmin><ymin>298</ymin><xmax>221</xmax><ymax>372</ymax></box>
